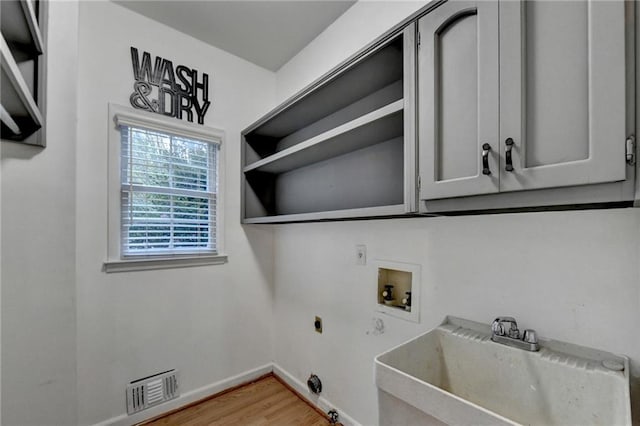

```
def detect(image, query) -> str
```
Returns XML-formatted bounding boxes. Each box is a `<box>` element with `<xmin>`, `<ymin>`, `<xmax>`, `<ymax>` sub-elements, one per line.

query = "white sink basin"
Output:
<box><xmin>375</xmin><ymin>317</ymin><xmax>631</xmax><ymax>426</ymax></box>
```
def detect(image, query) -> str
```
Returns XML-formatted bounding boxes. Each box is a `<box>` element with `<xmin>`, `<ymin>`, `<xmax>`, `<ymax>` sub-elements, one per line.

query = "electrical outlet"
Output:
<box><xmin>356</xmin><ymin>244</ymin><xmax>366</xmax><ymax>265</ymax></box>
<box><xmin>314</xmin><ymin>316</ymin><xmax>322</xmax><ymax>333</ymax></box>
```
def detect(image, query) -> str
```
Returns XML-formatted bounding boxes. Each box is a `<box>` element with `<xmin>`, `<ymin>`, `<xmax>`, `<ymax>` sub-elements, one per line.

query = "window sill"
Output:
<box><xmin>103</xmin><ymin>254</ymin><xmax>228</xmax><ymax>273</ymax></box>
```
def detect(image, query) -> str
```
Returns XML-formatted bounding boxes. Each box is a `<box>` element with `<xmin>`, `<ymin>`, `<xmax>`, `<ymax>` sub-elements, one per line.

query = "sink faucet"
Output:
<box><xmin>491</xmin><ymin>317</ymin><xmax>540</xmax><ymax>352</ymax></box>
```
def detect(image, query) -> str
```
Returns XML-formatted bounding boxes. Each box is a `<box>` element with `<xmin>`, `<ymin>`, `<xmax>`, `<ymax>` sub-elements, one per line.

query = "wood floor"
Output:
<box><xmin>144</xmin><ymin>375</ymin><xmax>331</xmax><ymax>425</ymax></box>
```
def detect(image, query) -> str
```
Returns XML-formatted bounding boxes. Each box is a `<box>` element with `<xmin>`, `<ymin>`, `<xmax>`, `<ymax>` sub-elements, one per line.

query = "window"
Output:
<box><xmin>121</xmin><ymin>126</ymin><xmax>218</xmax><ymax>255</ymax></box>
<box><xmin>106</xmin><ymin>105</ymin><xmax>226</xmax><ymax>272</ymax></box>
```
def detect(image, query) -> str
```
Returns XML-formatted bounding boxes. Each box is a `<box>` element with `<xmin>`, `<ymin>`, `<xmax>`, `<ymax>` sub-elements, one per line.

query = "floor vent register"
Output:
<box><xmin>126</xmin><ymin>369</ymin><xmax>179</xmax><ymax>415</ymax></box>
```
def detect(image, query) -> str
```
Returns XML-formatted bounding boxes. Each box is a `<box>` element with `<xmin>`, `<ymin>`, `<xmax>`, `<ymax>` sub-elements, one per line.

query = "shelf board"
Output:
<box><xmin>0</xmin><ymin>104</ymin><xmax>21</xmax><ymax>134</ymax></box>
<box><xmin>243</xmin><ymin>204</ymin><xmax>407</xmax><ymax>224</ymax></box>
<box><xmin>0</xmin><ymin>33</ymin><xmax>42</xmax><ymax>140</ymax></box>
<box><xmin>1</xmin><ymin>0</ymin><xmax>44</xmax><ymax>55</ymax></box>
<box><xmin>244</xmin><ymin>100</ymin><xmax>404</xmax><ymax>175</ymax></box>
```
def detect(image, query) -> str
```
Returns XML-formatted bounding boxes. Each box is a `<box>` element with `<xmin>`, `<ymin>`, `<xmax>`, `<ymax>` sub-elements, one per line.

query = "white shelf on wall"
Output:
<box><xmin>247</xmin><ymin>44</ymin><xmax>404</xmax><ymax>141</ymax></box>
<box><xmin>243</xmin><ymin>204</ymin><xmax>406</xmax><ymax>224</ymax></box>
<box><xmin>1</xmin><ymin>0</ymin><xmax>46</xmax><ymax>145</ymax></box>
<box><xmin>244</xmin><ymin>100</ymin><xmax>403</xmax><ymax>174</ymax></box>
<box><xmin>1</xmin><ymin>0</ymin><xmax>43</xmax><ymax>55</ymax></box>
<box><xmin>0</xmin><ymin>104</ymin><xmax>21</xmax><ymax>134</ymax></box>
<box><xmin>0</xmin><ymin>33</ymin><xmax>43</xmax><ymax>139</ymax></box>
<box><xmin>241</xmin><ymin>28</ymin><xmax>416</xmax><ymax>222</ymax></box>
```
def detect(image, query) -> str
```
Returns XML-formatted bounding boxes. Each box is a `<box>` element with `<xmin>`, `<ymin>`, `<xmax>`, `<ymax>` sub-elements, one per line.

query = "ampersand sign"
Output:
<box><xmin>130</xmin><ymin>81</ymin><xmax>159</xmax><ymax>113</ymax></box>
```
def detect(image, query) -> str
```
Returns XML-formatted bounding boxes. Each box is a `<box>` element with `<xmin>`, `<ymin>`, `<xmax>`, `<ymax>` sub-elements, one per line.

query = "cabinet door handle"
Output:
<box><xmin>482</xmin><ymin>143</ymin><xmax>492</xmax><ymax>175</ymax></box>
<box><xmin>505</xmin><ymin>138</ymin><xmax>514</xmax><ymax>172</ymax></box>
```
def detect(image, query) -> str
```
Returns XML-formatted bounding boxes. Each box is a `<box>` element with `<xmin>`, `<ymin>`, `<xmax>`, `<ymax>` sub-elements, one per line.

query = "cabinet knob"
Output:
<box><xmin>482</xmin><ymin>143</ymin><xmax>492</xmax><ymax>175</ymax></box>
<box><xmin>505</xmin><ymin>138</ymin><xmax>515</xmax><ymax>172</ymax></box>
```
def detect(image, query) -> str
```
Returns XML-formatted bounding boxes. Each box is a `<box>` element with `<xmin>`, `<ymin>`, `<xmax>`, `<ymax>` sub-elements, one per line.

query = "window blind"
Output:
<box><xmin>120</xmin><ymin>125</ymin><xmax>218</xmax><ymax>256</ymax></box>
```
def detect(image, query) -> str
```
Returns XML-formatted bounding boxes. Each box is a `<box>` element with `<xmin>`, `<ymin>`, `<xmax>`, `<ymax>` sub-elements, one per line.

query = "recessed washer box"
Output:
<box><xmin>374</xmin><ymin>260</ymin><xmax>420</xmax><ymax>323</ymax></box>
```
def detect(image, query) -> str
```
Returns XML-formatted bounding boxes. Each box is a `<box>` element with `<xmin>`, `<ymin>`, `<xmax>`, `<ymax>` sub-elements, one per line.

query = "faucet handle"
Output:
<box><xmin>492</xmin><ymin>317</ymin><xmax>519</xmax><ymax>337</ymax></box>
<box><xmin>522</xmin><ymin>329</ymin><xmax>538</xmax><ymax>344</ymax></box>
<box><xmin>491</xmin><ymin>320</ymin><xmax>505</xmax><ymax>336</ymax></box>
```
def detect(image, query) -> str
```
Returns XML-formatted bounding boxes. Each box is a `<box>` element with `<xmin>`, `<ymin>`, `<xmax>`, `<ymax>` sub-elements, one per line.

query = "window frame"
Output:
<box><xmin>105</xmin><ymin>104</ymin><xmax>227</xmax><ymax>273</ymax></box>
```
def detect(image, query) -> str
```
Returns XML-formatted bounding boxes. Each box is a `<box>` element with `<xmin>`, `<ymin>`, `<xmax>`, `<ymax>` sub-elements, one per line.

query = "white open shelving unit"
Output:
<box><xmin>242</xmin><ymin>26</ymin><xmax>417</xmax><ymax>223</ymax></box>
<box><xmin>1</xmin><ymin>0</ymin><xmax>46</xmax><ymax>145</ymax></box>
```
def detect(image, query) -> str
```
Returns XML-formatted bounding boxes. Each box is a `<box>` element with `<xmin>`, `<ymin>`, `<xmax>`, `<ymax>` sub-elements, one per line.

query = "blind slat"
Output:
<box><xmin>122</xmin><ymin>184</ymin><xmax>216</xmax><ymax>199</ymax></box>
<box><xmin>121</xmin><ymin>124</ymin><xmax>219</xmax><ymax>256</ymax></box>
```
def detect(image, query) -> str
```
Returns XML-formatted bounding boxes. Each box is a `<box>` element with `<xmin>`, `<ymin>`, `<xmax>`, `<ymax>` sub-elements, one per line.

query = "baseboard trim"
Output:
<box><xmin>92</xmin><ymin>363</ymin><xmax>273</xmax><ymax>426</ymax></box>
<box><xmin>272</xmin><ymin>363</ymin><xmax>361</xmax><ymax>426</ymax></box>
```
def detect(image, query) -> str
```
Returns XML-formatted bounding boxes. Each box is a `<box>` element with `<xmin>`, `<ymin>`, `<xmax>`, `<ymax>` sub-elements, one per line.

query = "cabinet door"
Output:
<box><xmin>418</xmin><ymin>1</ymin><xmax>499</xmax><ymax>200</ymax></box>
<box><xmin>499</xmin><ymin>0</ymin><xmax>628</xmax><ymax>192</ymax></box>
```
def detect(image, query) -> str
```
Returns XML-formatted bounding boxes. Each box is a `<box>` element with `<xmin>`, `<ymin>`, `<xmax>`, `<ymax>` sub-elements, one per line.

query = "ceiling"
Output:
<box><xmin>113</xmin><ymin>1</ymin><xmax>356</xmax><ymax>71</ymax></box>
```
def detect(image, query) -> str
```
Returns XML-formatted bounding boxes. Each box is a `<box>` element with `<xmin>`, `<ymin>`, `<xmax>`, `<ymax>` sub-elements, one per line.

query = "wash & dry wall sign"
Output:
<box><xmin>129</xmin><ymin>47</ymin><xmax>211</xmax><ymax>124</ymax></box>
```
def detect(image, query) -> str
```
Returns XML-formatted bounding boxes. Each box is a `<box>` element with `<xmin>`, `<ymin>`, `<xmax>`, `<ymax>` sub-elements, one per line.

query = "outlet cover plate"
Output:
<box><xmin>356</xmin><ymin>244</ymin><xmax>367</xmax><ymax>265</ymax></box>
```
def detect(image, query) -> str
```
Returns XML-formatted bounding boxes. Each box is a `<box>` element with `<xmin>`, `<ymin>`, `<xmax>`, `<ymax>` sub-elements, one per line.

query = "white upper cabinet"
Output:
<box><xmin>419</xmin><ymin>0</ymin><xmax>629</xmax><ymax>201</ymax></box>
<box><xmin>499</xmin><ymin>0</ymin><xmax>627</xmax><ymax>192</ymax></box>
<box><xmin>418</xmin><ymin>1</ymin><xmax>499</xmax><ymax>200</ymax></box>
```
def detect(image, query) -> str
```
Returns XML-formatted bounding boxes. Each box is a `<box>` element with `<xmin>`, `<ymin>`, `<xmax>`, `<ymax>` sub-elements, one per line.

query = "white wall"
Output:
<box><xmin>273</xmin><ymin>2</ymin><xmax>640</xmax><ymax>425</ymax></box>
<box><xmin>273</xmin><ymin>211</ymin><xmax>640</xmax><ymax>425</ymax></box>
<box><xmin>1</xmin><ymin>1</ymin><xmax>80</xmax><ymax>424</ymax></box>
<box><xmin>75</xmin><ymin>2</ymin><xmax>276</xmax><ymax>424</ymax></box>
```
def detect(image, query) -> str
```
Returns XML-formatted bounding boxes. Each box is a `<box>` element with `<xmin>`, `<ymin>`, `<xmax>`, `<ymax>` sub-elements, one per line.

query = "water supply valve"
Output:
<box><xmin>402</xmin><ymin>291</ymin><xmax>412</xmax><ymax>311</ymax></box>
<box><xmin>382</xmin><ymin>284</ymin><xmax>395</xmax><ymax>304</ymax></box>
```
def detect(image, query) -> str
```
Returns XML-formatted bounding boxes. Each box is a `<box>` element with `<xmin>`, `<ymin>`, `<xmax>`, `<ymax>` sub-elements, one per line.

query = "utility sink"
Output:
<box><xmin>375</xmin><ymin>317</ymin><xmax>631</xmax><ymax>426</ymax></box>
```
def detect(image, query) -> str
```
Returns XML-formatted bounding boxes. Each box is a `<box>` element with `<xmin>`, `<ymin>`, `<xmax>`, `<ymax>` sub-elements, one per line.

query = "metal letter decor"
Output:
<box><xmin>129</xmin><ymin>47</ymin><xmax>211</xmax><ymax>124</ymax></box>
